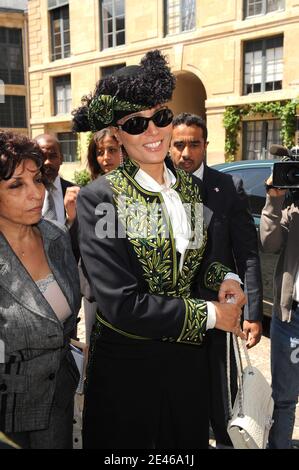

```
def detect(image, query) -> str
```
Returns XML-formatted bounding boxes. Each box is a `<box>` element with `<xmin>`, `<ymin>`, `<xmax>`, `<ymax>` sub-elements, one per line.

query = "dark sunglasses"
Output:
<box><xmin>118</xmin><ymin>108</ymin><xmax>174</xmax><ymax>135</ymax></box>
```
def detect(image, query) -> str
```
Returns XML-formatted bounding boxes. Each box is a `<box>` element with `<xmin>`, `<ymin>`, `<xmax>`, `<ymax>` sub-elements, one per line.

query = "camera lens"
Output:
<box><xmin>286</xmin><ymin>165</ymin><xmax>299</xmax><ymax>185</ymax></box>
<box><xmin>273</xmin><ymin>161</ymin><xmax>299</xmax><ymax>188</ymax></box>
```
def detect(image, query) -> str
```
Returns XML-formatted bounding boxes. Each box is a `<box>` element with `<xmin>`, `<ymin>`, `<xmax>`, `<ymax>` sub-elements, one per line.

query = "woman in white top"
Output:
<box><xmin>73</xmin><ymin>50</ymin><xmax>245</xmax><ymax>449</ymax></box>
<box><xmin>0</xmin><ymin>131</ymin><xmax>81</xmax><ymax>448</ymax></box>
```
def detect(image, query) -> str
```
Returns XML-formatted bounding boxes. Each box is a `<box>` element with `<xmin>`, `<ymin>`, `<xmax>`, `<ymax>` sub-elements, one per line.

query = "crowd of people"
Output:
<box><xmin>0</xmin><ymin>49</ymin><xmax>298</xmax><ymax>450</ymax></box>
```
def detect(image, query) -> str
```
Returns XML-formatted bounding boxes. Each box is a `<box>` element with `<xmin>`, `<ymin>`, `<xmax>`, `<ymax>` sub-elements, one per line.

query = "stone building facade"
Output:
<box><xmin>27</xmin><ymin>0</ymin><xmax>299</xmax><ymax>179</ymax></box>
<box><xmin>0</xmin><ymin>0</ymin><xmax>29</xmax><ymax>135</ymax></box>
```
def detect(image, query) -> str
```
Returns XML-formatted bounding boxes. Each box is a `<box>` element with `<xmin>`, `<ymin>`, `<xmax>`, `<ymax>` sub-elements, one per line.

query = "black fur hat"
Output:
<box><xmin>72</xmin><ymin>50</ymin><xmax>176</xmax><ymax>133</ymax></box>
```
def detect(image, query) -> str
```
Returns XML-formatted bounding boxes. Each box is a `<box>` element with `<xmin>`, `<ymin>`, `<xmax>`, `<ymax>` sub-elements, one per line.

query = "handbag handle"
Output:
<box><xmin>227</xmin><ymin>332</ymin><xmax>254</xmax><ymax>419</ymax></box>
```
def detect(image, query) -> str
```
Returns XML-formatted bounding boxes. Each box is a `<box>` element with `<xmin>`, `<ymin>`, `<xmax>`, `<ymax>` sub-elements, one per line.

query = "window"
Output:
<box><xmin>164</xmin><ymin>0</ymin><xmax>196</xmax><ymax>35</ymax></box>
<box><xmin>48</xmin><ymin>0</ymin><xmax>69</xmax><ymax>8</ymax></box>
<box><xmin>0</xmin><ymin>95</ymin><xmax>26</xmax><ymax>128</ymax></box>
<box><xmin>100</xmin><ymin>63</ymin><xmax>126</xmax><ymax>78</ymax></box>
<box><xmin>0</xmin><ymin>27</ymin><xmax>24</xmax><ymax>85</ymax></box>
<box><xmin>49</xmin><ymin>2</ymin><xmax>70</xmax><ymax>61</ymax></box>
<box><xmin>243</xmin><ymin>119</ymin><xmax>282</xmax><ymax>160</ymax></box>
<box><xmin>244</xmin><ymin>0</ymin><xmax>285</xmax><ymax>18</ymax></box>
<box><xmin>53</xmin><ymin>75</ymin><xmax>71</xmax><ymax>114</ymax></box>
<box><xmin>58</xmin><ymin>132</ymin><xmax>77</xmax><ymax>162</ymax></box>
<box><xmin>244</xmin><ymin>36</ymin><xmax>283</xmax><ymax>94</ymax></box>
<box><xmin>101</xmin><ymin>0</ymin><xmax>125</xmax><ymax>49</ymax></box>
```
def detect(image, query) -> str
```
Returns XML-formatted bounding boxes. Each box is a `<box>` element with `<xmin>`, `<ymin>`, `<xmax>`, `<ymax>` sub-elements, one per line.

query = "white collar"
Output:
<box><xmin>193</xmin><ymin>163</ymin><xmax>204</xmax><ymax>180</ymax></box>
<box><xmin>134</xmin><ymin>163</ymin><xmax>176</xmax><ymax>192</ymax></box>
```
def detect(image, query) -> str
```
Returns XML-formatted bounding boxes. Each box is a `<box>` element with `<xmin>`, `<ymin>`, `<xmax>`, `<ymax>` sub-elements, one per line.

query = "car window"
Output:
<box><xmin>226</xmin><ymin>167</ymin><xmax>271</xmax><ymax>196</ymax></box>
<box><xmin>223</xmin><ymin>166</ymin><xmax>272</xmax><ymax>217</ymax></box>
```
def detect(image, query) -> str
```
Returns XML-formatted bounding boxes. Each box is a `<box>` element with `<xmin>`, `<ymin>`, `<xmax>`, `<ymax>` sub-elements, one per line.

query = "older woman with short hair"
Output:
<box><xmin>0</xmin><ymin>131</ymin><xmax>81</xmax><ymax>449</ymax></box>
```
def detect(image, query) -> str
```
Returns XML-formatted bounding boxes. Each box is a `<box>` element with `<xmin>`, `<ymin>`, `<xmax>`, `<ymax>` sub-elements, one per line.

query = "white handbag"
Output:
<box><xmin>226</xmin><ymin>333</ymin><xmax>274</xmax><ymax>449</ymax></box>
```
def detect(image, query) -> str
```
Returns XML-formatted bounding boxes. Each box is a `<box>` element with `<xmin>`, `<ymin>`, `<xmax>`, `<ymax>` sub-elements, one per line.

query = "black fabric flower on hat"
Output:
<box><xmin>87</xmin><ymin>95</ymin><xmax>147</xmax><ymax>132</ymax></box>
<box><xmin>72</xmin><ymin>50</ymin><xmax>176</xmax><ymax>133</ymax></box>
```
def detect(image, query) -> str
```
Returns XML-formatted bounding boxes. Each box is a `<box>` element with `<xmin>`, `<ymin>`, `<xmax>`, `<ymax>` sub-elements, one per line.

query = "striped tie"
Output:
<box><xmin>43</xmin><ymin>185</ymin><xmax>58</xmax><ymax>221</ymax></box>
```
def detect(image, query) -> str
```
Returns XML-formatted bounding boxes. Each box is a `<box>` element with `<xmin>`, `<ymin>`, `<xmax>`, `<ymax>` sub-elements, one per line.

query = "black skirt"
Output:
<box><xmin>82</xmin><ymin>323</ymin><xmax>210</xmax><ymax>449</ymax></box>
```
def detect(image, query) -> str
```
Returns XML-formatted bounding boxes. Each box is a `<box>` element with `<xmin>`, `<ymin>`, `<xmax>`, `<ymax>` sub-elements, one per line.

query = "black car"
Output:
<box><xmin>211</xmin><ymin>160</ymin><xmax>276</xmax><ymax>317</ymax></box>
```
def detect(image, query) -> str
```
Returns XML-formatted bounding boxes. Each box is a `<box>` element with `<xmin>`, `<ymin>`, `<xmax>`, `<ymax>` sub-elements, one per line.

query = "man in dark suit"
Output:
<box><xmin>35</xmin><ymin>134</ymin><xmax>80</xmax><ymax>262</ymax></box>
<box><xmin>170</xmin><ymin>113</ymin><xmax>263</xmax><ymax>447</ymax></box>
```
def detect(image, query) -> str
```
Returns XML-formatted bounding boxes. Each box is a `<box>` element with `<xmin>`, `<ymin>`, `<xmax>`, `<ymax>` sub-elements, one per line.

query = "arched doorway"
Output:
<box><xmin>170</xmin><ymin>70</ymin><xmax>207</xmax><ymax>120</ymax></box>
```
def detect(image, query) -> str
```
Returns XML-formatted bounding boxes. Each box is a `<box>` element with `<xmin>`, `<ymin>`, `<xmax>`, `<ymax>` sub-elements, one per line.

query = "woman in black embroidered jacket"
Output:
<box><xmin>73</xmin><ymin>50</ymin><xmax>245</xmax><ymax>449</ymax></box>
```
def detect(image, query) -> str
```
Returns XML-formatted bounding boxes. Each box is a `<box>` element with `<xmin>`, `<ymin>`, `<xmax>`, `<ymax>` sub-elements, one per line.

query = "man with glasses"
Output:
<box><xmin>170</xmin><ymin>112</ymin><xmax>263</xmax><ymax>448</ymax></box>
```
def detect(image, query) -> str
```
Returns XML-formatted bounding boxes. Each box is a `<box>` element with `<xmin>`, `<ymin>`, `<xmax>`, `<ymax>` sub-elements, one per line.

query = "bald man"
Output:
<box><xmin>36</xmin><ymin>134</ymin><xmax>80</xmax><ymax>262</ymax></box>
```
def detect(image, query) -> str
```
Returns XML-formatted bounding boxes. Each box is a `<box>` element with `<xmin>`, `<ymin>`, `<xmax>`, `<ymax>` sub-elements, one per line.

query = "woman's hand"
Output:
<box><xmin>212</xmin><ymin>301</ymin><xmax>246</xmax><ymax>339</ymax></box>
<box><xmin>265</xmin><ymin>175</ymin><xmax>287</xmax><ymax>198</ymax></box>
<box><xmin>218</xmin><ymin>279</ymin><xmax>247</xmax><ymax>307</ymax></box>
<box><xmin>64</xmin><ymin>186</ymin><xmax>80</xmax><ymax>225</ymax></box>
